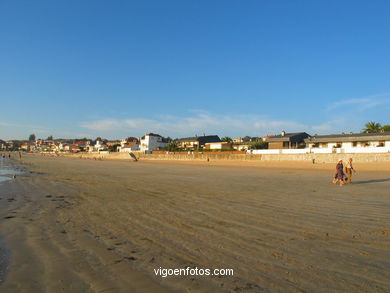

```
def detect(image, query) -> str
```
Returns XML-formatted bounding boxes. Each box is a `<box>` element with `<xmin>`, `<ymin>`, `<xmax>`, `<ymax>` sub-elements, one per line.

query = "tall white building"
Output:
<box><xmin>140</xmin><ymin>133</ymin><xmax>168</xmax><ymax>153</ymax></box>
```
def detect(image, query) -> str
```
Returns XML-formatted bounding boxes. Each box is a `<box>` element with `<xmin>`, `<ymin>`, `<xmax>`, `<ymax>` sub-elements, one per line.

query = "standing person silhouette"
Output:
<box><xmin>333</xmin><ymin>159</ymin><xmax>346</xmax><ymax>187</ymax></box>
<box><xmin>345</xmin><ymin>158</ymin><xmax>356</xmax><ymax>184</ymax></box>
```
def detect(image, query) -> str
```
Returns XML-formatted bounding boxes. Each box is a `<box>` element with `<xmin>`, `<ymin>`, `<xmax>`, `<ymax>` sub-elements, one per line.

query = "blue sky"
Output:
<box><xmin>1</xmin><ymin>0</ymin><xmax>390</xmax><ymax>140</ymax></box>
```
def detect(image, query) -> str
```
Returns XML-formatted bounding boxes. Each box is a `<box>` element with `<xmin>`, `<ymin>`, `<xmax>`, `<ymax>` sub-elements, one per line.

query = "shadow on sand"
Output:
<box><xmin>353</xmin><ymin>178</ymin><xmax>390</xmax><ymax>184</ymax></box>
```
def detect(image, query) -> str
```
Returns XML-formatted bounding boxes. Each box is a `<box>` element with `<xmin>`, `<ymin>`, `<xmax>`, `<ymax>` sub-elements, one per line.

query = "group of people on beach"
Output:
<box><xmin>1</xmin><ymin>152</ymin><xmax>22</xmax><ymax>159</ymax></box>
<box><xmin>333</xmin><ymin>158</ymin><xmax>356</xmax><ymax>186</ymax></box>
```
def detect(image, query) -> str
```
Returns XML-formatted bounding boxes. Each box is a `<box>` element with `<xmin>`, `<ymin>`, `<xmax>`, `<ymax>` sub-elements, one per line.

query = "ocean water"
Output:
<box><xmin>0</xmin><ymin>158</ymin><xmax>24</xmax><ymax>184</ymax></box>
<box><xmin>0</xmin><ymin>157</ymin><xmax>22</xmax><ymax>284</ymax></box>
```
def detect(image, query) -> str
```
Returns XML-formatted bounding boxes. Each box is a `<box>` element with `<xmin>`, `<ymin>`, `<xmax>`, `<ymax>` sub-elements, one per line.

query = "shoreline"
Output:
<box><xmin>0</xmin><ymin>158</ymin><xmax>24</xmax><ymax>289</ymax></box>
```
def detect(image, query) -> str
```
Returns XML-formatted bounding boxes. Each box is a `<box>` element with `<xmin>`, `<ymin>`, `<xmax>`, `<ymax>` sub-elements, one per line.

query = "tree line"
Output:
<box><xmin>362</xmin><ymin>122</ymin><xmax>390</xmax><ymax>133</ymax></box>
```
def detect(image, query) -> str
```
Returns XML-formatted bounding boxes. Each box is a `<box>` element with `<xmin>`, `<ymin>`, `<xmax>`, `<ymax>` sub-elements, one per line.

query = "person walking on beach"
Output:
<box><xmin>333</xmin><ymin>159</ymin><xmax>345</xmax><ymax>186</ymax></box>
<box><xmin>345</xmin><ymin>158</ymin><xmax>356</xmax><ymax>184</ymax></box>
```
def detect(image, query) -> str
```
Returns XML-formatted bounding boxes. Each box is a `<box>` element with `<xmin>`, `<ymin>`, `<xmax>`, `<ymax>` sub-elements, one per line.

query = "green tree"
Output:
<box><xmin>108</xmin><ymin>144</ymin><xmax>120</xmax><ymax>152</ymax></box>
<box><xmin>362</xmin><ymin>121</ymin><xmax>382</xmax><ymax>133</ymax></box>
<box><xmin>242</xmin><ymin>136</ymin><xmax>252</xmax><ymax>142</ymax></box>
<box><xmin>221</xmin><ymin>136</ymin><xmax>233</xmax><ymax>142</ymax></box>
<box><xmin>167</xmin><ymin>141</ymin><xmax>180</xmax><ymax>151</ymax></box>
<box><xmin>248</xmin><ymin>141</ymin><xmax>268</xmax><ymax>150</ymax></box>
<box><xmin>28</xmin><ymin>134</ymin><xmax>36</xmax><ymax>141</ymax></box>
<box><xmin>47</xmin><ymin>135</ymin><xmax>53</xmax><ymax>140</ymax></box>
<box><xmin>382</xmin><ymin>125</ymin><xmax>390</xmax><ymax>132</ymax></box>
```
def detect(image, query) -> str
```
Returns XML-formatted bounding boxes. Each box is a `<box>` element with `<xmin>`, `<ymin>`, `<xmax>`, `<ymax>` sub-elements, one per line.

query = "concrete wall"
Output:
<box><xmin>253</xmin><ymin>147</ymin><xmax>390</xmax><ymax>155</ymax></box>
<box><xmin>252</xmin><ymin>149</ymin><xmax>308</xmax><ymax>154</ymax></box>
<box><xmin>59</xmin><ymin>151</ymin><xmax>390</xmax><ymax>163</ymax></box>
<box><xmin>138</xmin><ymin>153</ymin><xmax>260</xmax><ymax>161</ymax></box>
<box><xmin>260</xmin><ymin>153</ymin><xmax>390</xmax><ymax>163</ymax></box>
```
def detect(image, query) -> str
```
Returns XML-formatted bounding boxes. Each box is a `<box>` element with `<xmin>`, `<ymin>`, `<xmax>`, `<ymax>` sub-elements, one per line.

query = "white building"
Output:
<box><xmin>205</xmin><ymin>142</ymin><xmax>233</xmax><ymax>150</ymax></box>
<box><xmin>140</xmin><ymin>133</ymin><xmax>168</xmax><ymax>153</ymax></box>
<box><xmin>117</xmin><ymin>137</ymin><xmax>140</xmax><ymax>152</ymax></box>
<box><xmin>92</xmin><ymin>140</ymin><xmax>108</xmax><ymax>152</ymax></box>
<box><xmin>119</xmin><ymin>145</ymin><xmax>140</xmax><ymax>152</ymax></box>
<box><xmin>305</xmin><ymin>132</ymin><xmax>390</xmax><ymax>153</ymax></box>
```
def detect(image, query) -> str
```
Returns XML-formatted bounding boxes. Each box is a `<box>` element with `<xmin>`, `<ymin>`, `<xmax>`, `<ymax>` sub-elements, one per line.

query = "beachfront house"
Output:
<box><xmin>267</xmin><ymin>131</ymin><xmax>310</xmax><ymax>149</ymax></box>
<box><xmin>74</xmin><ymin>140</ymin><xmax>91</xmax><ymax>152</ymax></box>
<box><xmin>304</xmin><ymin>132</ymin><xmax>390</xmax><ymax>153</ymax></box>
<box><xmin>232</xmin><ymin>144</ymin><xmax>251</xmax><ymax>151</ymax></box>
<box><xmin>106</xmin><ymin>140</ymin><xmax>121</xmax><ymax>148</ymax></box>
<box><xmin>0</xmin><ymin>139</ymin><xmax>6</xmax><ymax>151</ymax></box>
<box><xmin>5</xmin><ymin>141</ymin><xmax>14</xmax><ymax>150</ymax></box>
<box><xmin>140</xmin><ymin>133</ymin><xmax>168</xmax><ymax>153</ymax></box>
<box><xmin>20</xmin><ymin>142</ymin><xmax>34</xmax><ymax>152</ymax></box>
<box><xmin>118</xmin><ymin>143</ymin><xmax>140</xmax><ymax>152</ymax></box>
<box><xmin>118</xmin><ymin>137</ymin><xmax>140</xmax><ymax>152</ymax></box>
<box><xmin>34</xmin><ymin>139</ymin><xmax>53</xmax><ymax>152</ymax></box>
<box><xmin>95</xmin><ymin>140</ymin><xmax>108</xmax><ymax>152</ymax></box>
<box><xmin>204</xmin><ymin>141</ymin><xmax>233</xmax><ymax>150</ymax></box>
<box><xmin>232</xmin><ymin>136</ymin><xmax>258</xmax><ymax>143</ymax></box>
<box><xmin>176</xmin><ymin>135</ymin><xmax>221</xmax><ymax>150</ymax></box>
<box><xmin>63</xmin><ymin>144</ymin><xmax>72</xmax><ymax>152</ymax></box>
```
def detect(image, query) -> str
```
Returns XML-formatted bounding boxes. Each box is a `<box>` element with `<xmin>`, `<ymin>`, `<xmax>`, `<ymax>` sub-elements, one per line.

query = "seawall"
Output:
<box><xmin>52</xmin><ymin>152</ymin><xmax>390</xmax><ymax>163</ymax></box>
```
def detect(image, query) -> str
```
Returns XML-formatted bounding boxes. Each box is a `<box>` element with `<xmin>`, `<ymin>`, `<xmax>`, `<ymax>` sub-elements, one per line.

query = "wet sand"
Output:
<box><xmin>0</xmin><ymin>154</ymin><xmax>389</xmax><ymax>292</ymax></box>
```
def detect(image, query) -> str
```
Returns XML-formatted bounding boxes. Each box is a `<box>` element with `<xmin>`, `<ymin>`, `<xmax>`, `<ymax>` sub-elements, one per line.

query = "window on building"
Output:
<box><xmin>283</xmin><ymin>142</ymin><xmax>290</xmax><ymax>148</ymax></box>
<box><xmin>352</xmin><ymin>141</ymin><xmax>358</xmax><ymax>147</ymax></box>
<box><xmin>378</xmin><ymin>141</ymin><xmax>385</xmax><ymax>147</ymax></box>
<box><xmin>335</xmin><ymin>143</ymin><xmax>342</xmax><ymax>148</ymax></box>
<box><xmin>321</xmin><ymin>143</ymin><xmax>328</xmax><ymax>148</ymax></box>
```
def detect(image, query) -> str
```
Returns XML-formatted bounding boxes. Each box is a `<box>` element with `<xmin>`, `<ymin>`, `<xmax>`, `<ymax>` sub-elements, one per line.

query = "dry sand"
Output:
<box><xmin>0</xmin><ymin>154</ymin><xmax>389</xmax><ymax>292</ymax></box>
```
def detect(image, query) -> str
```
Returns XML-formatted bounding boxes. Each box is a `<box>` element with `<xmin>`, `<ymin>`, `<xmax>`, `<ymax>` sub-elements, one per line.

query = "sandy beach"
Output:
<box><xmin>0</xmin><ymin>154</ymin><xmax>389</xmax><ymax>292</ymax></box>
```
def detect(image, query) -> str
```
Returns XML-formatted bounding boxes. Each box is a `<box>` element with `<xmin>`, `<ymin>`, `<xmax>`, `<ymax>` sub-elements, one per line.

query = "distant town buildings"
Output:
<box><xmin>1</xmin><ymin>130</ymin><xmax>390</xmax><ymax>154</ymax></box>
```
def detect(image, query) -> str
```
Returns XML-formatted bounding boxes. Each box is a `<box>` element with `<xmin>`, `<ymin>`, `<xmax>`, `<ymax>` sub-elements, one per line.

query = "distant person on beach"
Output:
<box><xmin>18</xmin><ymin>152</ymin><xmax>22</xmax><ymax>159</ymax></box>
<box><xmin>345</xmin><ymin>158</ymin><xmax>356</xmax><ymax>184</ymax></box>
<box><xmin>333</xmin><ymin>159</ymin><xmax>345</xmax><ymax>186</ymax></box>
